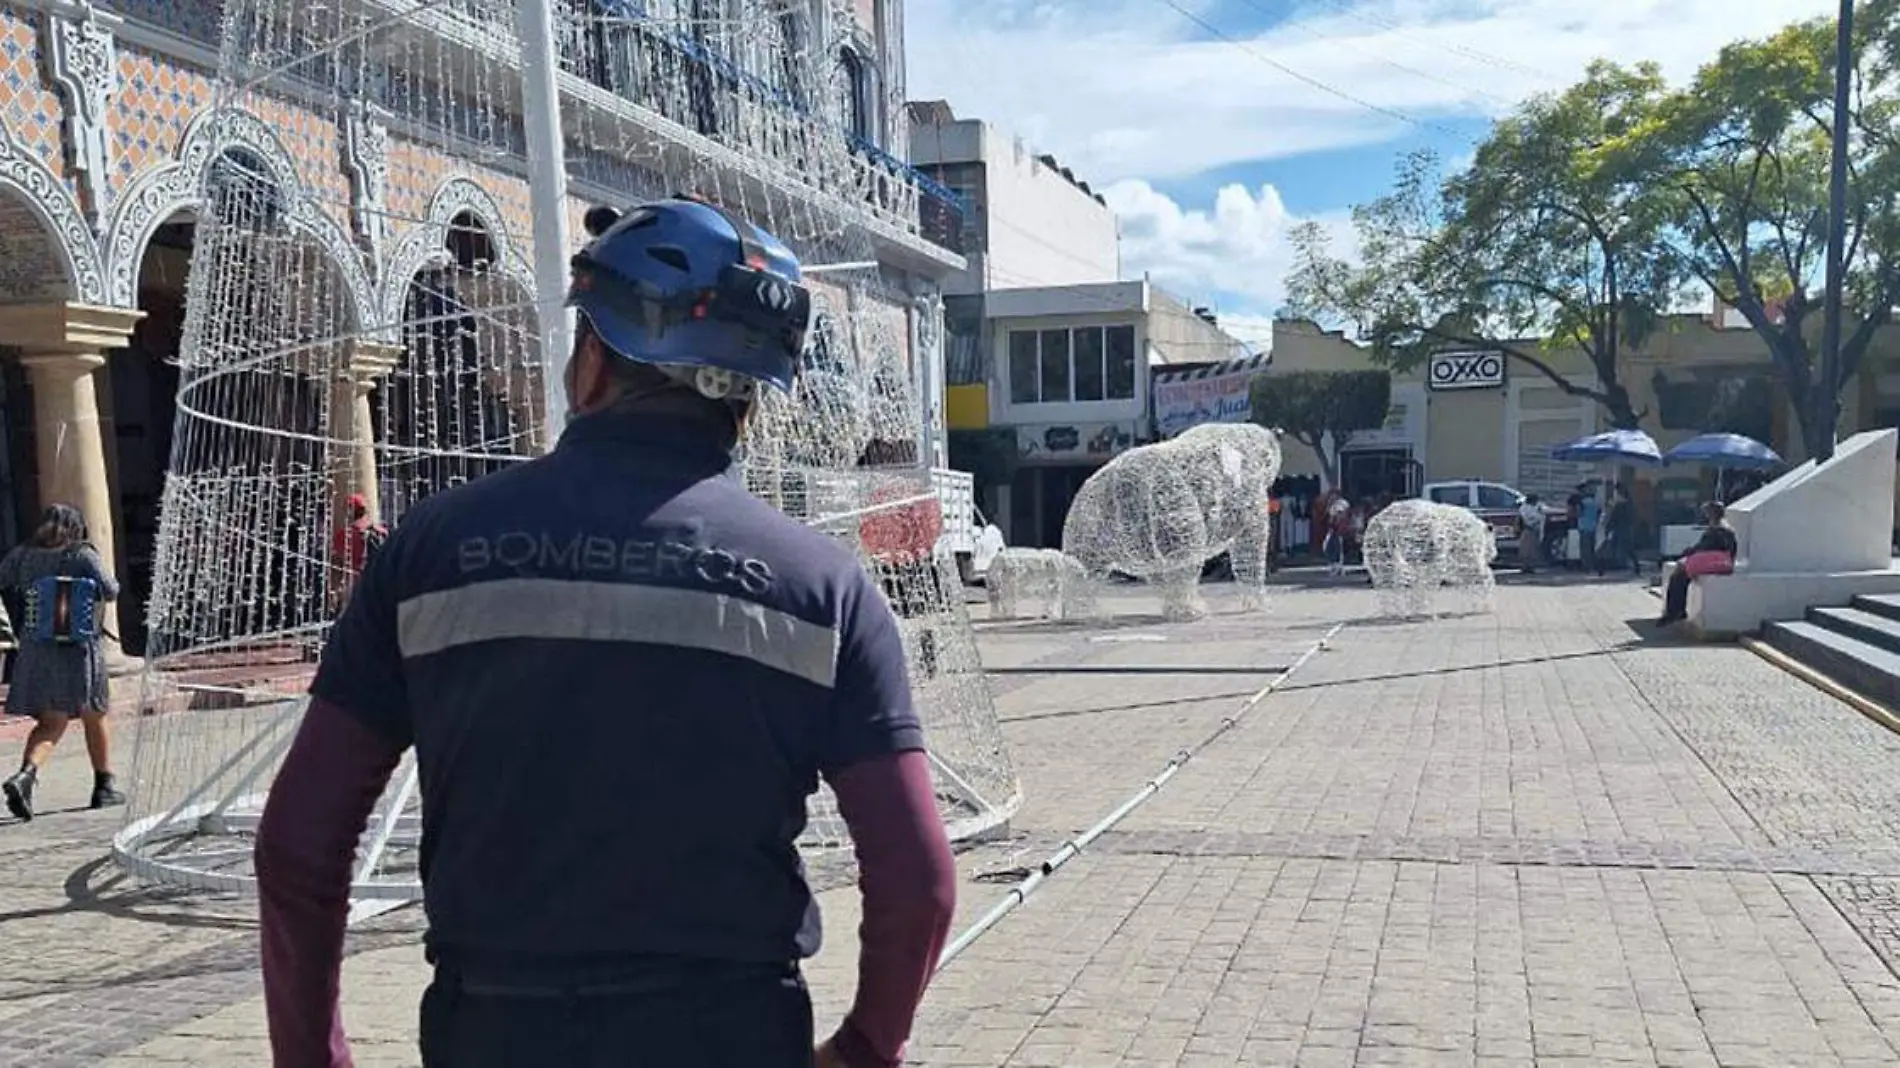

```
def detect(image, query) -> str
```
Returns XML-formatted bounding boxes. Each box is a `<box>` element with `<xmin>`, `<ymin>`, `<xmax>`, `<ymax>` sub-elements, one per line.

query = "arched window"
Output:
<box><xmin>445</xmin><ymin>210</ymin><xmax>497</xmax><ymax>270</ymax></box>
<box><xmin>838</xmin><ymin>48</ymin><xmax>871</xmax><ymax>142</ymax></box>
<box><xmin>206</xmin><ymin>147</ymin><xmax>284</xmax><ymax>230</ymax></box>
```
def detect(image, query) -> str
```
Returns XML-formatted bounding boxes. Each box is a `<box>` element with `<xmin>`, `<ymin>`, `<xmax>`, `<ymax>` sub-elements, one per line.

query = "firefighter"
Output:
<box><xmin>254</xmin><ymin>198</ymin><xmax>958</xmax><ymax>1068</ymax></box>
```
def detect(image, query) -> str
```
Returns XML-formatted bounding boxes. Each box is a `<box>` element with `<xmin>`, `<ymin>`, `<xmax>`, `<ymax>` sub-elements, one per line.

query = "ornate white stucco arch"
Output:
<box><xmin>102</xmin><ymin>107</ymin><xmax>374</xmax><ymax>331</ymax></box>
<box><xmin>379</xmin><ymin>177</ymin><xmax>536</xmax><ymax>326</ymax></box>
<box><xmin>0</xmin><ymin>115</ymin><xmax>106</xmax><ymax>305</ymax></box>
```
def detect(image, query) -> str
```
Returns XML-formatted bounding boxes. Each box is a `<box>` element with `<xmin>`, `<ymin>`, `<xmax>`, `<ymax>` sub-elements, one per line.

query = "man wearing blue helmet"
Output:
<box><xmin>253</xmin><ymin>197</ymin><xmax>958</xmax><ymax>1068</ymax></box>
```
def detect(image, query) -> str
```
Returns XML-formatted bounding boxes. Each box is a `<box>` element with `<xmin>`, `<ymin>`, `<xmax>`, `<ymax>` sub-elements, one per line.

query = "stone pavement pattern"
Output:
<box><xmin>2</xmin><ymin>577</ymin><xmax>1900</xmax><ymax>1065</ymax></box>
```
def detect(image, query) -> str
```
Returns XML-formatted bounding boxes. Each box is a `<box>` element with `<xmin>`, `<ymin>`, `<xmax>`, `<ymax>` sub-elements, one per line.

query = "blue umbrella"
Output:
<box><xmin>1662</xmin><ymin>432</ymin><xmax>1782</xmax><ymax>471</ymax></box>
<box><xmin>1551</xmin><ymin>428</ymin><xmax>1663</xmax><ymax>466</ymax></box>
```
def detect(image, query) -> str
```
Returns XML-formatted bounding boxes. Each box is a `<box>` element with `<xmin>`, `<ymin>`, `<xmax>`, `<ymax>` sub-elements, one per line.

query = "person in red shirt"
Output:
<box><xmin>329</xmin><ymin>494</ymin><xmax>387</xmax><ymax>611</ymax></box>
<box><xmin>1266</xmin><ymin>497</ymin><xmax>1283</xmax><ymax>574</ymax></box>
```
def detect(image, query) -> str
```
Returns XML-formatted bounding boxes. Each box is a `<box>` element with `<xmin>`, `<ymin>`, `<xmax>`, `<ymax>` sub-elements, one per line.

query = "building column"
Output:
<box><xmin>0</xmin><ymin>302</ymin><xmax>147</xmax><ymax>663</ymax></box>
<box><xmin>333</xmin><ymin>341</ymin><xmax>399</xmax><ymax>524</ymax></box>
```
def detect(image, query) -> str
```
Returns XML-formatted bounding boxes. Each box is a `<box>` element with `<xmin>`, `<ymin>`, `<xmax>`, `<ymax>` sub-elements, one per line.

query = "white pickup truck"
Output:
<box><xmin>932</xmin><ymin>467</ymin><xmax>1006</xmax><ymax>584</ymax></box>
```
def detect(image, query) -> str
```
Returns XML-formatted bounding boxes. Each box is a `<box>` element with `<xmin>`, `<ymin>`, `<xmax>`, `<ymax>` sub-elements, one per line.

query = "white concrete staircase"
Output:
<box><xmin>1686</xmin><ymin>427</ymin><xmax>1900</xmax><ymax>637</ymax></box>
<box><xmin>1763</xmin><ymin>593</ymin><xmax>1900</xmax><ymax>707</ymax></box>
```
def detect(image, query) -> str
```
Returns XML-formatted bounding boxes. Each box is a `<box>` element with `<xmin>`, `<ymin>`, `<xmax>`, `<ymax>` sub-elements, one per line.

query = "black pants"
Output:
<box><xmin>1597</xmin><ymin>530</ymin><xmax>1638</xmax><ymax>575</ymax></box>
<box><xmin>1662</xmin><ymin>567</ymin><xmax>1692</xmax><ymax>621</ymax></box>
<box><xmin>419</xmin><ymin>964</ymin><xmax>814</xmax><ymax>1067</ymax></box>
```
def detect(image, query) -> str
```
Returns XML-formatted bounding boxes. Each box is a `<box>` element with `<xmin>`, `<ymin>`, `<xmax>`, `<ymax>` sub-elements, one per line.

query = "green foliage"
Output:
<box><xmin>1287</xmin><ymin>3</ymin><xmax>1900</xmax><ymax>454</ymax></box>
<box><xmin>1248</xmin><ymin>370</ymin><xmax>1392</xmax><ymax>483</ymax></box>
<box><xmin>1285</xmin><ymin>61</ymin><xmax>1689</xmax><ymax>430</ymax></box>
<box><xmin>1604</xmin><ymin>3</ymin><xmax>1900</xmax><ymax>456</ymax></box>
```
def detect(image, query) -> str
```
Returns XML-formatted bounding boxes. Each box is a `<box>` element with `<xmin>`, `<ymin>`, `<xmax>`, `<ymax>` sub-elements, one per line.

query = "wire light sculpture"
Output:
<box><xmin>1362</xmin><ymin>499</ymin><xmax>1498</xmax><ymax>619</ymax></box>
<box><xmin>114</xmin><ymin>0</ymin><xmax>1016</xmax><ymax>918</ymax></box>
<box><xmin>1060</xmin><ymin>423</ymin><xmax>1282</xmax><ymax>621</ymax></box>
<box><xmin>984</xmin><ymin>547</ymin><xmax>1096</xmax><ymax>622</ymax></box>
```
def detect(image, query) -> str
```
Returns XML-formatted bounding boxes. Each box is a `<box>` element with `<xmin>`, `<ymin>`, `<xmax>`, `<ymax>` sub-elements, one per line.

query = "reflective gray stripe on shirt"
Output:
<box><xmin>395</xmin><ymin>577</ymin><xmax>841</xmax><ymax>688</ymax></box>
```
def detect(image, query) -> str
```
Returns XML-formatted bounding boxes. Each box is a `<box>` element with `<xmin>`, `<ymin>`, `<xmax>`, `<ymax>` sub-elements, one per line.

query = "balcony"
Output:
<box><xmin>429</xmin><ymin>0</ymin><xmax>965</xmax><ymax>270</ymax></box>
<box><xmin>554</xmin><ymin>1</ymin><xmax>967</xmax><ymax>257</ymax></box>
<box><xmin>852</xmin><ymin>137</ymin><xmax>969</xmax><ymax>256</ymax></box>
<box><xmin>110</xmin><ymin>0</ymin><xmax>965</xmax><ymax>274</ymax></box>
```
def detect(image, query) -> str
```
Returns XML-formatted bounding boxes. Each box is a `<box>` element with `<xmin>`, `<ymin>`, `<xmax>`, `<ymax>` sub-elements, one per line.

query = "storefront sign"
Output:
<box><xmin>1153</xmin><ymin>354</ymin><xmax>1267</xmax><ymax>437</ymax></box>
<box><xmin>1016</xmin><ymin>422</ymin><xmax>1137</xmax><ymax>463</ymax></box>
<box><xmin>1428</xmin><ymin>351</ymin><xmax>1506</xmax><ymax>391</ymax></box>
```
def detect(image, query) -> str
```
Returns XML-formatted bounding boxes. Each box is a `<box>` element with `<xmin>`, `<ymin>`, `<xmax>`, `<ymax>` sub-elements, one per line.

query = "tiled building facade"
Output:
<box><xmin>0</xmin><ymin>0</ymin><xmax>963</xmax><ymax>655</ymax></box>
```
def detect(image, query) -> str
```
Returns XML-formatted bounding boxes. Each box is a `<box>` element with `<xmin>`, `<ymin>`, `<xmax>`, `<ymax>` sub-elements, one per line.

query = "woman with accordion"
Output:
<box><xmin>1</xmin><ymin>503</ymin><xmax>122</xmax><ymax>821</ymax></box>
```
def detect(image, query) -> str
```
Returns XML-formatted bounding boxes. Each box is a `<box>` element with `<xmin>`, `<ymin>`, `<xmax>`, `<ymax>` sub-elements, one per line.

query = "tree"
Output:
<box><xmin>1249</xmin><ymin>370</ymin><xmax>1392</xmax><ymax>489</ymax></box>
<box><xmin>1632</xmin><ymin>8</ymin><xmax>1900</xmax><ymax>459</ymax></box>
<box><xmin>1285</xmin><ymin>62</ymin><xmax>1690</xmax><ymax>430</ymax></box>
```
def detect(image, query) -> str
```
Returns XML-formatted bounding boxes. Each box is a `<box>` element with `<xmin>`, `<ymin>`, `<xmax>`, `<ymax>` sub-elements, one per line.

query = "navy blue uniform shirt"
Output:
<box><xmin>310</xmin><ymin>410</ymin><xmax>924</xmax><ymax>967</ymax></box>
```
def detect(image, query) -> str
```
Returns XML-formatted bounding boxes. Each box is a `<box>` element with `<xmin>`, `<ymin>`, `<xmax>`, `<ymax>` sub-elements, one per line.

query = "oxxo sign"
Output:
<box><xmin>1428</xmin><ymin>351</ymin><xmax>1506</xmax><ymax>391</ymax></box>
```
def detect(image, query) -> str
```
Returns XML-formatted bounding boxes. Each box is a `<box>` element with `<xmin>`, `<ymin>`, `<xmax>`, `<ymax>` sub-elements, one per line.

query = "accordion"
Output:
<box><xmin>22</xmin><ymin>575</ymin><xmax>100</xmax><ymax>645</ymax></box>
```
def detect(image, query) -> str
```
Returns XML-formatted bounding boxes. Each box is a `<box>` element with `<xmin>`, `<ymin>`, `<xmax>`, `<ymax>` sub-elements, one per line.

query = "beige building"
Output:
<box><xmin>1265</xmin><ymin>310</ymin><xmax>1900</xmax><ymax>531</ymax></box>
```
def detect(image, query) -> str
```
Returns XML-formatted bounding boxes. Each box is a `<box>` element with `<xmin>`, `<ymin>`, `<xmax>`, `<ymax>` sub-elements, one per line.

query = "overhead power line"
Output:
<box><xmin>1146</xmin><ymin>0</ymin><xmax>1464</xmax><ymax>137</ymax></box>
<box><xmin>1227</xmin><ymin>0</ymin><xmax>1518</xmax><ymax>110</ymax></box>
<box><xmin>1294</xmin><ymin>0</ymin><xmax>1564</xmax><ymax>84</ymax></box>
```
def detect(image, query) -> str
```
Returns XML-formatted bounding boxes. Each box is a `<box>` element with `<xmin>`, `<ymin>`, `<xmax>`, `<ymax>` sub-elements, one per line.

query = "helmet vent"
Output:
<box><xmin>647</xmin><ymin>246</ymin><xmax>690</xmax><ymax>272</ymax></box>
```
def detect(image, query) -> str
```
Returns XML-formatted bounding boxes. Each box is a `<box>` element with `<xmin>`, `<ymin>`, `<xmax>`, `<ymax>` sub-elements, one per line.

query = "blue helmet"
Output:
<box><xmin>567</xmin><ymin>197</ymin><xmax>812</xmax><ymax>401</ymax></box>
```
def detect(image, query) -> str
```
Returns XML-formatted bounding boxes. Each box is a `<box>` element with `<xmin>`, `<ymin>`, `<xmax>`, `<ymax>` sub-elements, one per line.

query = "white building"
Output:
<box><xmin>907</xmin><ymin>101</ymin><xmax>1121</xmax><ymax>297</ymax></box>
<box><xmin>907</xmin><ymin>101</ymin><xmax>1246</xmax><ymax>546</ymax></box>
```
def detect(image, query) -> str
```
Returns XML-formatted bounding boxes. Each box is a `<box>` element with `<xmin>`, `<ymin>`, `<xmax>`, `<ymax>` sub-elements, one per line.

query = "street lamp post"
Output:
<box><xmin>1819</xmin><ymin>0</ymin><xmax>1856</xmax><ymax>462</ymax></box>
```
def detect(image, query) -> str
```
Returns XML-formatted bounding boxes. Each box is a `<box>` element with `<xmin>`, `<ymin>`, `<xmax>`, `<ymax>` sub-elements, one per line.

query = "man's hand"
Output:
<box><xmin>813</xmin><ymin>1038</ymin><xmax>847</xmax><ymax>1068</ymax></box>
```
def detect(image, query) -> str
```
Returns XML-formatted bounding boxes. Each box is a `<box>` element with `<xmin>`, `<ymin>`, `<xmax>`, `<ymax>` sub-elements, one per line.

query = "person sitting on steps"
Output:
<box><xmin>1</xmin><ymin>503</ymin><xmax>125</xmax><ymax>821</ymax></box>
<box><xmin>1657</xmin><ymin>501</ymin><xmax>1738</xmax><ymax>628</ymax></box>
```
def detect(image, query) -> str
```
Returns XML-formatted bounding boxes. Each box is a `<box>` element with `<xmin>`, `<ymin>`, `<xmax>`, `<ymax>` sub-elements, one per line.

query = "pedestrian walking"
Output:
<box><xmin>1575</xmin><ymin>483</ymin><xmax>1601</xmax><ymax>573</ymax></box>
<box><xmin>1517</xmin><ymin>493</ymin><xmax>1546</xmax><ymax>573</ymax></box>
<box><xmin>254</xmin><ymin>197</ymin><xmax>958</xmax><ymax>1068</ymax></box>
<box><xmin>1597</xmin><ymin>484</ymin><xmax>1640</xmax><ymax>577</ymax></box>
<box><xmin>1267</xmin><ymin>496</ymin><xmax>1282</xmax><ymax>574</ymax></box>
<box><xmin>1</xmin><ymin>503</ymin><xmax>124</xmax><ymax>821</ymax></box>
<box><xmin>1323</xmin><ymin>495</ymin><xmax>1351</xmax><ymax>576</ymax></box>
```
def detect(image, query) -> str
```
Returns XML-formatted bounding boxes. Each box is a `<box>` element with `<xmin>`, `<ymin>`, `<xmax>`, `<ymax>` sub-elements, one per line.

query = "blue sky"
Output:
<box><xmin>903</xmin><ymin>0</ymin><xmax>1837</xmax><ymax>341</ymax></box>
<box><xmin>1149</xmin><ymin>115</ymin><xmax>1495</xmax><ymax>219</ymax></box>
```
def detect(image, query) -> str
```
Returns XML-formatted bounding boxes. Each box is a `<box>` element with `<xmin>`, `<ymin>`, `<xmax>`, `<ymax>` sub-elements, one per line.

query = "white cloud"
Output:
<box><xmin>1101</xmin><ymin>178</ymin><xmax>1355</xmax><ymax>326</ymax></box>
<box><xmin>905</xmin><ymin>0</ymin><xmax>1835</xmax><ymax>184</ymax></box>
<box><xmin>904</xmin><ymin>0</ymin><xmax>1836</xmax><ymax>321</ymax></box>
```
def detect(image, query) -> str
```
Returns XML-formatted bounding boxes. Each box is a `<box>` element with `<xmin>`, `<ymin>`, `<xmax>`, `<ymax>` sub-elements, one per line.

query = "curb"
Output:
<box><xmin>1740</xmin><ymin>635</ymin><xmax>1900</xmax><ymax>738</ymax></box>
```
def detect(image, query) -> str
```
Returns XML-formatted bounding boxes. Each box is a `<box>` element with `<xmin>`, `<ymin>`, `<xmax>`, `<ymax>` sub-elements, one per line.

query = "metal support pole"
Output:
<box><xmin>515</xmin><ymin>0</ymin><xmax>576</xmax><ymax>451</ymax></box>
<box><xmin>1819</xmin><ymin>0</ymin><xmax>1855</xmax><ymax>462</ymax></box>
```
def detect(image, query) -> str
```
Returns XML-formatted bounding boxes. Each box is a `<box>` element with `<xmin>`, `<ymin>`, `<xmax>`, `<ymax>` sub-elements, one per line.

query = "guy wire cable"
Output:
<box><xmin>935</xmin><ymin>621</ymin><xmax>1347</xmax><ymax>972</ymax></box>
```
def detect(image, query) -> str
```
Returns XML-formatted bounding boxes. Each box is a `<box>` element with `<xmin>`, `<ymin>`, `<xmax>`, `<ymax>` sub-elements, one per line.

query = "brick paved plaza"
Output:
<box><xmin>5</xmin><ymin>576</ymin><xmax>1900</xmax><ymax>1066</ymax></box>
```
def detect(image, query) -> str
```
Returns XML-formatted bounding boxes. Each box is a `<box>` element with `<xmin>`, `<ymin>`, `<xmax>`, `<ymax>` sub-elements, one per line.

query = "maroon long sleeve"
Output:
<box><xmin>255</xmin><ymin>698</ymin><xmax>405</xmax><ymax>1068</ymax></box>
<box><xmin>825</xmin><ymin>749</ymin><xmax>959</xmax><ymax>1068</ymax></box>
